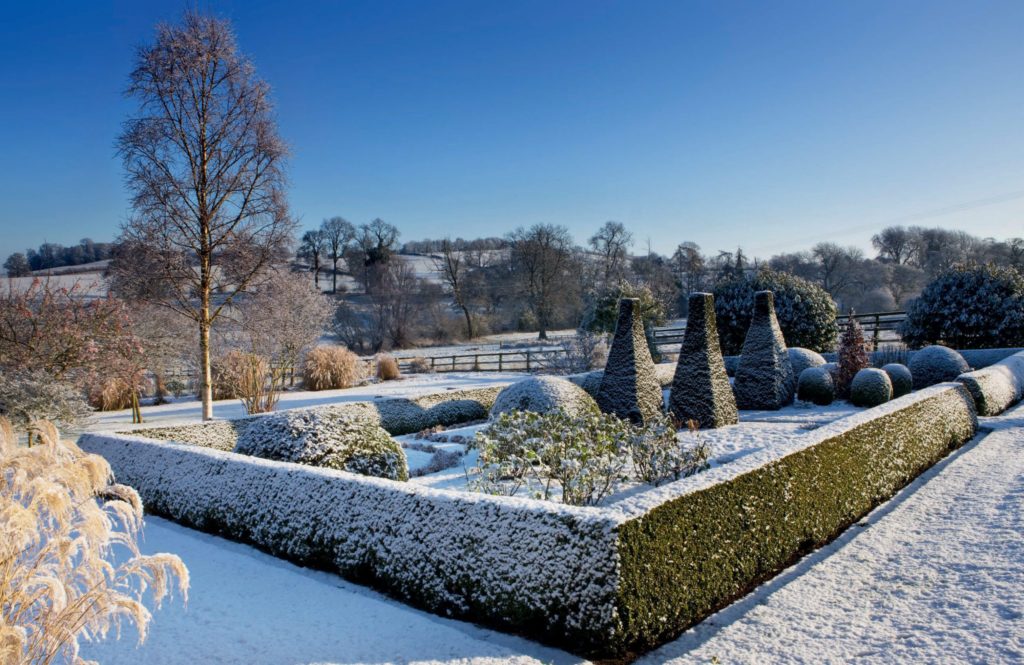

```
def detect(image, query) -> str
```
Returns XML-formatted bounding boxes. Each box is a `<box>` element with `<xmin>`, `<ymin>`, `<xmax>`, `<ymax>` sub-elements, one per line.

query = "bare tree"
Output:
<box><xmin>357</xmin><ymin>218</ymin><xmax>401</xmax><ymax>294</ymax></box>
<box><xmin>298</xmin><ymin>229</ymin><xmax>326</xmax><ymax>289</ymax></box>
<box><xmin>320</xmin><ymin>217</ymin><xmax>355</xmax><ymax>293</ymax></box>
<box><xmin>509</xmin><ymin>224</ymin><xmax>575</xmax><ymax>340</ymax></box>
<box><xmin>434</xmin><ymin>237</ymin><xmax>475</xmax><ymax>338</ymax></box>
<box><xmin>871</xmin><ymin>226</ymin><xmax>914</xmax><ymax>265</ymax></box>
<box><xmin>588</xmin><ymin>221</ymin><xmax>633</xmax><ymax>286</ymax></box>
<box><xmin>117</xmin><ymin>12</ymin><xmax>294</xmax><ymax>420</ymax></box>
<box><xmin>811</xmin><ymin>242</ymin><xmax>863</xmax><ymax>296</ymax></box>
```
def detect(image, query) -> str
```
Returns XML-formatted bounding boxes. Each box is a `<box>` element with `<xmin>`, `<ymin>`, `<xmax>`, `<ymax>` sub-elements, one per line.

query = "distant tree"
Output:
<box><xmin>588</xmin><ymin>221</ymin><xmax>633</xmax><ymax>286</ymax></box>
<box><xmin>4</xmin><ymin>253</ymin><xmax>31</xmax><ymax>277</ymax></box>
<box><xmin>298</xmin><ymin>229</ymin><xmax>327</xmax><ymax>289</ymax></box>
<box><xmin>508</xmin><ymin>224</ymin><xmax>575</xmax><ymax>340</ymax></box>
<box><xmin>434</xmin><ymin>237</ymin><xmax>475</xmax><ymax>338</ymax></box>
<box><xmin>811</xmin><ymin>242</ymin><xmax>864</xmax><ymax>297</ymax></box>
<box><xmin>320</xmin><ymin>217</ymin><xmax>355</xmax><ymax>294</ymax></box>
<box><xmin>357</xmin><ymin>218</ymin><xmax>401</xmax><ymax>294</ymax></box>
<box><xmin>671</xmin><ymin>242</ymin><xmax>707</xmax><ymax>297</ymax></box>
<box><xmin>871</xmin><ymin>226</ymin><xmax>914</xmax><ymax>264</ymax></box>
<box><xmin>116</xmin><ymin>12</ymin><xmax>294</xmax><ymax>420</ymax></box>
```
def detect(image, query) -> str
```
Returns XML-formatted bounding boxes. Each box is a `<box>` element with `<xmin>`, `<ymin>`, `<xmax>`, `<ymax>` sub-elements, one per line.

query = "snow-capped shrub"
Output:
<box><xmin>596</xmin><ymin>299</ymin><xmax>664</xmax><ymax>424</ymax></box>
<box><xmin>900</xmin><ymin>264</ymin><xmax>1024</xmax><ymax>349</ymax></box>
<box><xmin>491</xmin><ymin>376</ymin><xmax>598</xmax><ymax>420</ymax></box>
<box><xmin>629</xmin><ymin>415</ymin><xmax>710</xmax><ymax>486</ymax></box>
<box><xmin>131</xmin><ymin>421</ymin><xmax>243</xmax><ymax>451</ymax></box>
<box><xmin>0</xmin><ymin>369</ymin><xmax>93</xmax><ymax>433</ymax></box>
<box><xmin>788</xmin><ymin>347</ymin><xmax>826</xmax><ymax>380</ymax></box>
<box><xmin>669</xmin><ymin>293</ymin><xmax>737</xmax><ymax>429</ymax></box>
<box><xmin>850</xmin><ymin>368</ymin><xmax>892</xmax><ymax>407</ymax></box>
<box><xmin>235</xmin><ymin>407</ymin><xmax>408</xmax><ymax>481</ymax></box>
<box><xmin>797</xmin><ymin>366</ymin><xmax>835</xmax><ymax>406</ymax></box>
<box><xmin>733</xmin><ymin>291</ymin><xmax>795</xmax><ymax>410</ymax></box>
<box><xmin>302</xmin><ymin>346</ymin><xmax>364</xmax><ymax>391</ymax></box>
<box><xmin>714</xmin><ymin>269</ymin><xmax>838</xmax><ymax>356</ymax></box>
<box><xmin>955</xmin><ymin>350</ymin><xmax>1024</xmax><ymax>416</ymax></box>
<box><xmin>834</xmin><ymin>317</ymin><xmax>871</xmax><ymax>399</ymax></box>
<box><xmin>909</xmin><ymin>345</ymin><xmax>970</xmax><ymax>389</ymax></box>
<box><xmin>882</xmin><ymin>363</ymin><xmax>913</xmax><ymax>398</ymax></box>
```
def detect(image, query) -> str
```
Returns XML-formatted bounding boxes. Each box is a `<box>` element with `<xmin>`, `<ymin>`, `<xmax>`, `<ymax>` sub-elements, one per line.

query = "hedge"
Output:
<box><xmin>82</xmin><ymin>382</ymin><xmax>979</xmax><ymax>658</ymax></box>
<box><xmin>955</xmin><ymin>350</ymin><xmax>1024</xmax><ymax>416</ymax></box>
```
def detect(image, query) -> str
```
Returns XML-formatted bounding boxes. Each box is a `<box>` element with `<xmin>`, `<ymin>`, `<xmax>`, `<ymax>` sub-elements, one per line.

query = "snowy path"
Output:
<box><xmin>81</xmin><ymin>407</ymin><xmax>1024</xmax><ymax>664</ymax></box>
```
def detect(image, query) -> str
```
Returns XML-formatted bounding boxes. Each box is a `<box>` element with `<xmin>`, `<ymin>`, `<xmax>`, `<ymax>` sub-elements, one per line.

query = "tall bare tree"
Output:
<box><xmin>509</xmin><ymin>224</ymin><xmax>575</xmax><ymax>340</ymax></box>
<box><xmin>588</xmin><ymin>220</ymin><xmax>633</xmax><ymax>286</ymax></box>
<box><xmin>117</xmin><ymin>12</ymin><xmax>294</xmax><ymax>420</ymax></box>
<box><xmin>434</xmin><ymin>237</ymin><xmax>474</xmax><ymax>338</ymax></box>
<box><xmin>320</xmin><ymin>217</ymin><xmax>355</xmax><ymax>293</ymax></box>
<box><xmin>298</xmin><ymin>229</ymin><xmax>326</xmax><ymax>289</ymax></box>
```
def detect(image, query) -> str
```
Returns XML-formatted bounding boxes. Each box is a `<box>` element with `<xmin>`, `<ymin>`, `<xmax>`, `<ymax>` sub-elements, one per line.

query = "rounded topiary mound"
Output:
<box><xmin>788</xmin><ymin>347</ymin><xmax>826</xmax><ymax>379</ymax></box>
<box><xmin>908</xmin><ymin>345</ymin><xmax>970</xmax><ymax>390</ymax></box>
<box><xmin>850</xmin><ymin>368</ymin><xmax>892</xmax><ymax>407</ymax></box>
<box><xmin>900</xmin><ymin>264</ymin><xmax>1024</xmax><ymax>349</ymax></box>
<box><xmin>882</xmin><ymin>363</ymin><xmax>913</xmax><ymax>398</ymax></box>
<box><xmin>235</xmin><ymin>407</ymin><xmax>408</xmax><ymax>480</ymax></box>
<box><xmin>491</xmin><ymin>376</ymin><xmax>599</xmax><ymax>420</ymax></box>
<box><xmin>797</xmin><ymin>366</ymin><xmax>835</xmax><ymax>406</ymax></box>
<box><xmin>714</xmin><ymin>269</ymin><xmax>839</xmax><ymax>356</ymax></box>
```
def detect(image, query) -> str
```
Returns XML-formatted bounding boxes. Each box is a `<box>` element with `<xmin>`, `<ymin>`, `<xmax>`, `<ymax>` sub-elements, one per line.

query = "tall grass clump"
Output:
<box><xmin>0</xmin><ymin>417</ymin><xmax>189</xmax><ymax>664</ymax></box>
<box><xmin>376</xmin><ymin>354</ymin><xmax>401</xmax><ymax>381</ymax></box>
<box><xmin>303</xmin><ymin>346</ymin><xmax>364</xmax><ymax>391</ymax></box>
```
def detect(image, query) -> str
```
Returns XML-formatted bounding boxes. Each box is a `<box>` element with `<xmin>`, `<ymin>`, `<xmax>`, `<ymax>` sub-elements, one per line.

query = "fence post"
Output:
<box><xmin>526</xmin><ymin>351</ymin><xmax>532</xmax><ymax>372</ymax></box>
<box><xmin>873</xmin><ymin>313</ymin><xmax>881</xmax><ymax>349</ymax></box>
<box><xmin>499</xmin><ymin>353</ymin><xmax>503</xmax><ymax>372</ymax></box>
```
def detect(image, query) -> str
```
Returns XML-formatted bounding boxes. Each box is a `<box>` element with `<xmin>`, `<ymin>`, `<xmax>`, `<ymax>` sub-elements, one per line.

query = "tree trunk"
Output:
<box><xmin>332</xmin><ymin>259</ymin><xmax>338</xmax><ymax>294</ymax></box>
<box><xmin>461</xmin><ymin>306</ymin><xmax>474</xmax><ymax>339</ymax></box>
<box><xmin>200</xmin><ymin>313</ymin><xmax>214</xmax><ymax>421</ymax></box>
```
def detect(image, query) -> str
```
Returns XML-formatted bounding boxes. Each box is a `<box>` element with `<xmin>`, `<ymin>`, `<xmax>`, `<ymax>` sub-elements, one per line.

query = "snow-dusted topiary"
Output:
<box><xmin>669</xmin><ymin>292</ymin><xmax>737</xmax><ymax>428</ymax></box>
<box><xmin>850</xmin><ymin>368</ymin><xmax>892</xmax><ymax>407</ymax></box>
<box><xmin>955</xmin><ymin>350</ymin><xmax>1024</xmax><ymax>416</ymax></box>
<box><xmin>882</xmin><ymin>363</ymin><xmax>913</xmax><ymax>398</ymax></box>
<box><xmin>570</xmin><ymin>363</ymin><xmax>675</xmax><ymax>398</ymax></box>
<box><xmin>834</xmin><ymin>316</ymin><xmax>871</xmax><ymax>399</ymax></box>
<box><xmin>909</xmin><ymin>345</ymin><xmax>970</xmax><ymax>390</ymax></box>
<box><xmin>234</xmin><ymin>407</ymin><xmax>408</xmax><ymax>481</ymax></box>
<box><xmin>788</xmin><ymin>347</ymin><xmax>826</xmax><ymax>380</ymax></box>
<box><xmin>490</xmin><ymin>376</ymin><xmax>599</xmax><ymax>420</ymax></box>
<box><xmin>733</xmin><ymin>291</ymin><xmax>795</xmax><ymax>410</ymax></box>
<box><xmin>596</xmin><ymin>298</ymin><xmax>664</xmax><ymax>424</ymax></box>
<box><xmin>797</xmin><ymin>366</ymin><xmax>835</xmax><ymax>406</ymax></box>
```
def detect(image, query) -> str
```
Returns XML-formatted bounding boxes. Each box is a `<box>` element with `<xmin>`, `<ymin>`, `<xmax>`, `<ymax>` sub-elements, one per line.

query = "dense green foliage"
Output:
<box><xmin>713</xmin><ymin>269</ymin><xmax>838</xmax><ymax>355</ymax></box>
<box><xmin>900</xmin><ymin>264</ymin><xmax>1024</xmax><ymax>349</ymax></box>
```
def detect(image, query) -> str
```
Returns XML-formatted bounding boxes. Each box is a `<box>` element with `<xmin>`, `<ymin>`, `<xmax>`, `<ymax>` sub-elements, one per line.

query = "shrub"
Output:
<box><xmin>596</xmin><ymin>298</ymin><xmax>665</xmax><ymax>424</ymax></box>
<box><xmin>733</xmin><ymin>291</ymin><xmax>795</xmax><ymax>410</ymax></box>
<box><xmin>235</xmin><ymin>407</ymin><xmax>408</xmax><ymax>480</ymax></box>
<box><xmin>797</xmin><ymin>366</ymin><xmax>835</xmax><ymax>406</ymax></box>
<box><xmin>87</xmin><ymin>377</ymin><xmax>135</xmax><ymax>412</ymax></box>
<box><xmin>669</xmin><ymin>292</ymin><xmax>737</xmax><ymax>428</ymax></box>
<box><xmin>376</xmin><ymin>354</ymin><xmax>401</xmax><ymax>381</ymax></box>
<box><xmin>0</xmin><ymin>369</ymin><xmax>93</xmax><ymax>434</ymax></box>
<box><xmin>788</xmin><ymin>347</ymin><xmax>826</xmax><ymax>379</ymax></box>
<box><xmin>882</xmin><ymin>363</ymin><xmax>913</xmax><ymax>398</ymax></box>
<box><xmin>0</xmin><ymin>418</ymin><xmax>188</xmax><ymax>662</ymax></box>
<box><xmin>217</xmin><ymin>351</ymin><xmax>278</xmax><ymax>414</ymax></box>
<box><xmin>303</xmin><ymin>346</ymin><xmax>364</xmax><ymax>391</ymax></box>
<box><xmin>406</xmin><ymin>357</ymin><xmax>433</xmax><ymax>374</ymax></box>
<box><xmin>714</xmin><ymin>268</ymin><xmax>838</xmax><ymax>356</ymax></box>
<box><xmin>850</xmin><ymin>368</ymin><xmax>893</xmax><ymax>407</ymax></box>
<box><xmin>899</xmin><ymin>264</ymin><xmax>1024</xmax><ymax>349</ymax></box>
<box><xmin>834</xmin><ymin>317</ymin><xmax>871</xmax><ymax>398</ymax></box>
<box><xmin>909</xmin><ymin>345</ymin><xmax>970</xmax><ymax>389</ymax></box>
<box><xmin>491</xmin><ymin>376</ymin><xmax>599</xmax><ymax>419</ymax></box>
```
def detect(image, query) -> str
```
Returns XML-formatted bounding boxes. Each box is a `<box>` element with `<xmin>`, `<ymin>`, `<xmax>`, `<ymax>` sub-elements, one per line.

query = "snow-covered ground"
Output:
<box><xmin>79</xmin><ymin>404</ymin><xmax>1024</xmax><ymax>664</ymax></box>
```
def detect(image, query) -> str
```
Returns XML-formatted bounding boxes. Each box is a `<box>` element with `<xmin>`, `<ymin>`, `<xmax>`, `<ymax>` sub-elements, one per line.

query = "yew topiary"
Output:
<box><xmin>850</xmin><ymin>368</ymin><xmax>892</xmax><ymax>407</ymax></box>
<box><xmin>882</xmin><ymin>363</ymin><xmax>913</xmax><ymax>398</ymax></box>
<box><xmin>788</xmin><ymin>347</ymin><xmax>826</xmax><ymax>379</ymax></box>
<box><xmin>908</xmin><ymin>345</ymin><xmax>970</xmax><ymax>390</ymax></box>
<box><xmin>733</xmin><ymin>291</ymin><xmax>795</xmax><ymax>410</ymax></box>
<box><xmin>669</xmin><ymin>293</ymin><xmax>738</xmax><ymax>428</ymax></box>
<box><xmin>596</xmin><ymin>298</ymin><xmax>664</xmax><ymax>424</ymax></box>
<box><xmin>491</xmin><ymin>376</ymin><xmax>599</xmax><ymax>419</ymax></box>
<box><xmin>797</xmin><ymin>366</ymin><xmax>835</xmax><ymax>405</ymax></box>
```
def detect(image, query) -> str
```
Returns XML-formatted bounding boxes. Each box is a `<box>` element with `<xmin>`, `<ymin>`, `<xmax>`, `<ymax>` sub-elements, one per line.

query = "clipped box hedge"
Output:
<box><xmin>955</xmin><ymin>350</ymin><xmax>1024</xmax><ymax>416</ymax></box>
<box><xmin>81</xmin><ymin>383</ymin><xmax>978</xmax><ymax>658</ymax></box>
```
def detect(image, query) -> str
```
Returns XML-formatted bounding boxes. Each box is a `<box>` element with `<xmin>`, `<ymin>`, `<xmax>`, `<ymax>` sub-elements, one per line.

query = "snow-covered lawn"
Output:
<box><xmin>80</xmin><ymin>405</ymin><xmax>1024</xmax><ymax>664</ymax></box>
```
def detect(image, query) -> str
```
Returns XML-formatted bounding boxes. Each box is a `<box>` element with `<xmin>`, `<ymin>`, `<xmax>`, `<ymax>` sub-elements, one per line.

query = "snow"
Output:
<box><xmin>636</xmin><ymin>402</ymin><xmax>1024</xmax><ymax>664</ymax></box>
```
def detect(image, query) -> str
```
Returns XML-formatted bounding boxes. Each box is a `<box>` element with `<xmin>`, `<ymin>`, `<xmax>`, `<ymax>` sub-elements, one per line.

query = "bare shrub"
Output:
<box><xmin>406</xmin><ymin>357</ymin><xmax>433</xmax><ymax>374</ymax></box>
<box><xmin>0</xmin><ymin>417</ymin><xmax>189</xmax><ymax>663</ymax></box>
<box><xmin>376</xmin><ymin>354</ymin><xmax>401</xmax><ymax>381</ymax></box>
<box><xmin>87</xmin><ymin>377</ymin><xmax>136</xmax><ymax>412</ymax></box>
<box><xmin>0</xmin><ymin>369</ymin><xmax>93</xmax><ymax>435</ymax></box>
<box><xmin>303</xmin><ymin>346</ymin><xmax>364</xmax><ymax>391</ymax></box>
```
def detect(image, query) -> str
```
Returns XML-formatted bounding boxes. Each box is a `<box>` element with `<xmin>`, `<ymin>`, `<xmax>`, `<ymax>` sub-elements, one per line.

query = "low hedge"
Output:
<box><xmin>85</xmin><ymin>382</ymin><xmax>980</xmax><ymax>658</ymax></box>
<box><xmin>956</xmin><ymin>350</ymin><xmax>1024</xmax><ymax>416</ymax></box>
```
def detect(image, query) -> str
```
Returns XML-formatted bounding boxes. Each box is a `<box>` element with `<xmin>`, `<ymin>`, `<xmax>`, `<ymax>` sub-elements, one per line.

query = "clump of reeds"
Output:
<box><xmin>302</xmin><ymin>346</ymin><xmax>364</xmax><ymax>391</ymax></box>
<box><xmin>0</xmin><ymin>417</ymin><xmax>189</xmax><ymax>664</ymax></box>
<box><xmin>376</xmin><ymin>354</ymin><xmax>401</xmax><ymax>381</ymax></box>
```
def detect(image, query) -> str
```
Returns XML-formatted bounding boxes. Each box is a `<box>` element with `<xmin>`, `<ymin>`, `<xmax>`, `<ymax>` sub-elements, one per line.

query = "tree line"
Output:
<box><xmin>3</xmin><ymin>238</ymin><xmax>115</xmax><ymax>276</ymax></box>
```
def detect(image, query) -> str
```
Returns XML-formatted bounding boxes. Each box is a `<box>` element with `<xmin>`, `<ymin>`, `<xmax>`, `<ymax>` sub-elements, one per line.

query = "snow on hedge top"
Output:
<box><xmin>491</xmin><ymin>376</ymin><xmax>598</xmax><ymax>419</ymax></box>
<box><xmin>909</xmin><ymin>345</ymin><xmax>970</xmax><ymax>389</ymax></box>
<box><xmin>956</xmin><ymin>350</ymin><xmax>1024</xmax><ymax>416</ymax></box>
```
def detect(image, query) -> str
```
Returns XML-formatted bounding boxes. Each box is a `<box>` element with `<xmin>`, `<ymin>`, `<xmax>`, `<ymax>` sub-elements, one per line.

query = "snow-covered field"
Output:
<box><xmin>78</xmin><ymin>404</ymin><xmax>1024</xmax><ymax>664</ymax></box>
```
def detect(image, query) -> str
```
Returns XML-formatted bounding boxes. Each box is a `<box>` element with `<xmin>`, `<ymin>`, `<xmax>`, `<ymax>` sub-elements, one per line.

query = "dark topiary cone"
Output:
<box><xmin>669</xmin><ymin>293</ymin><xmax>738</xmax><ymax>428</ymax></box>
<box><xmin>733</xmin><ymin>290</ymin><xmax>795</xmax><ymax>410</ymax></box>
<box><xmin>596</xmin><ymin>298</ymin><xmax>664</xmax><ymax>424</ymax></box>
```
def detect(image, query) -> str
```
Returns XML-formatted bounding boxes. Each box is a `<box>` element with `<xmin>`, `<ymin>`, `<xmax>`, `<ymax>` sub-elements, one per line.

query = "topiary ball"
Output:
<box><xmin>491</xmin><ymin>376</ymin><xmax>599</xmax><ymax>419</ymax></box>
<box><xmin>797</xmin><ymin>366</ymin><xmax>835</xmax><ymax>406</ymax></box>
<box><xmin>788</xmin><ymin>347</ymin><xmax>826</xmax><ymax>379</ymax></box>
<box><xmin>850</xmin><ymin>368</ymin><xmax>893</xmax><ymax>407</ymax></box>
<box><xmin>881</xmin><ymin>363</ymin><xmax>913</xmax><ymax>398</ymax></box>
<box><xmin>908</xmin><ymin>345</ymin><xmax>970</xmax><ymax>390</ymax></box>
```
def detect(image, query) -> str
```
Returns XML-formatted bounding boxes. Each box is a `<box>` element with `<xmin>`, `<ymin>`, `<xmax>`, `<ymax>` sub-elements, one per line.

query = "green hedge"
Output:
<box><xmin>611</xmin><ymin>383</ymin><xmax>977</xmax><ymax>653</ymax></box>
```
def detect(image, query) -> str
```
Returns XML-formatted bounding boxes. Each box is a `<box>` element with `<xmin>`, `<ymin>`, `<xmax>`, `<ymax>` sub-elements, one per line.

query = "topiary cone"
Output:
<box><xmin>733</xmin><ymin>290</ymin><xmax>795</xmax><ymax>410</ymax></box>
<box><xmin>669</xmin><ymin>293</ymin><xmax>738</xmax><ymax>428</ymax></box>
<box><xmin>596</xmin><ymin>298</ymin><xmax>664</xmax><ymax>424</ymax></box>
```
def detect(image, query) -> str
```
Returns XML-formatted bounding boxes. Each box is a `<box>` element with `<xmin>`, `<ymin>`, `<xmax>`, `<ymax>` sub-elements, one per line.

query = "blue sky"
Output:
<box><xmin>1</xmin><ymin>0</ymin><xmax>1022</xmax><ymax>261</ymax></box>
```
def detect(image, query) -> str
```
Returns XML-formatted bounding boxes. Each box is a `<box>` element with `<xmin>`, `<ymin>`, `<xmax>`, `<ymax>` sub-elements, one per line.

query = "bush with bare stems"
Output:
<box><xmin>376</xmin><ymin>354</ymin><xmax>401</xmax><ymax>381</ymax></box>
<box><xmin>212</xmin><ymin>350</ymin><xmax>277</xmax><ymax>414</ymax></box>
<box><xmin>0</xmin><ymin>417</ymin><xmax>189</xmax><ymax>663</ymax></box>
<box><xmin>303</xmin><ymin>346</ymin><xmax>364</xmax><ymax>391</ymax></box>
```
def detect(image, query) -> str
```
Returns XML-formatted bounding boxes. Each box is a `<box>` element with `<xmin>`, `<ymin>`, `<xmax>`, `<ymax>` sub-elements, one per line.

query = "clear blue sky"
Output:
<box><xmin>1</xmin><ymin>0</ymin><xmax>1022</xmax><ymax>261</ymax></box>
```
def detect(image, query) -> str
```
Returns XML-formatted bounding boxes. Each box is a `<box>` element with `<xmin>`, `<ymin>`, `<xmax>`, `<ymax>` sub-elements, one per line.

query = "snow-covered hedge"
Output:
<box><xmin>84</xmin><ymin>381</ymin><xmax>981</xmax><ymax>658</ymax></box>
<box><xmin>490</xmin><ymin>376</ymin><xmax>598</xmax><ymax>419</ymax></box>
<box><xmin>234</xmin><ymin>408</ymin><xmax>408</xmax><ymax>481</ymax></box>
<box><xmin>129</xmin><ymin>420</ymin><xmax>251</xmax><ymax>451</ymax></box>
<box><xmin>955</xmin><ymin>350</ymin><xmax>1024</xmax><ymax>416</ymax></box>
